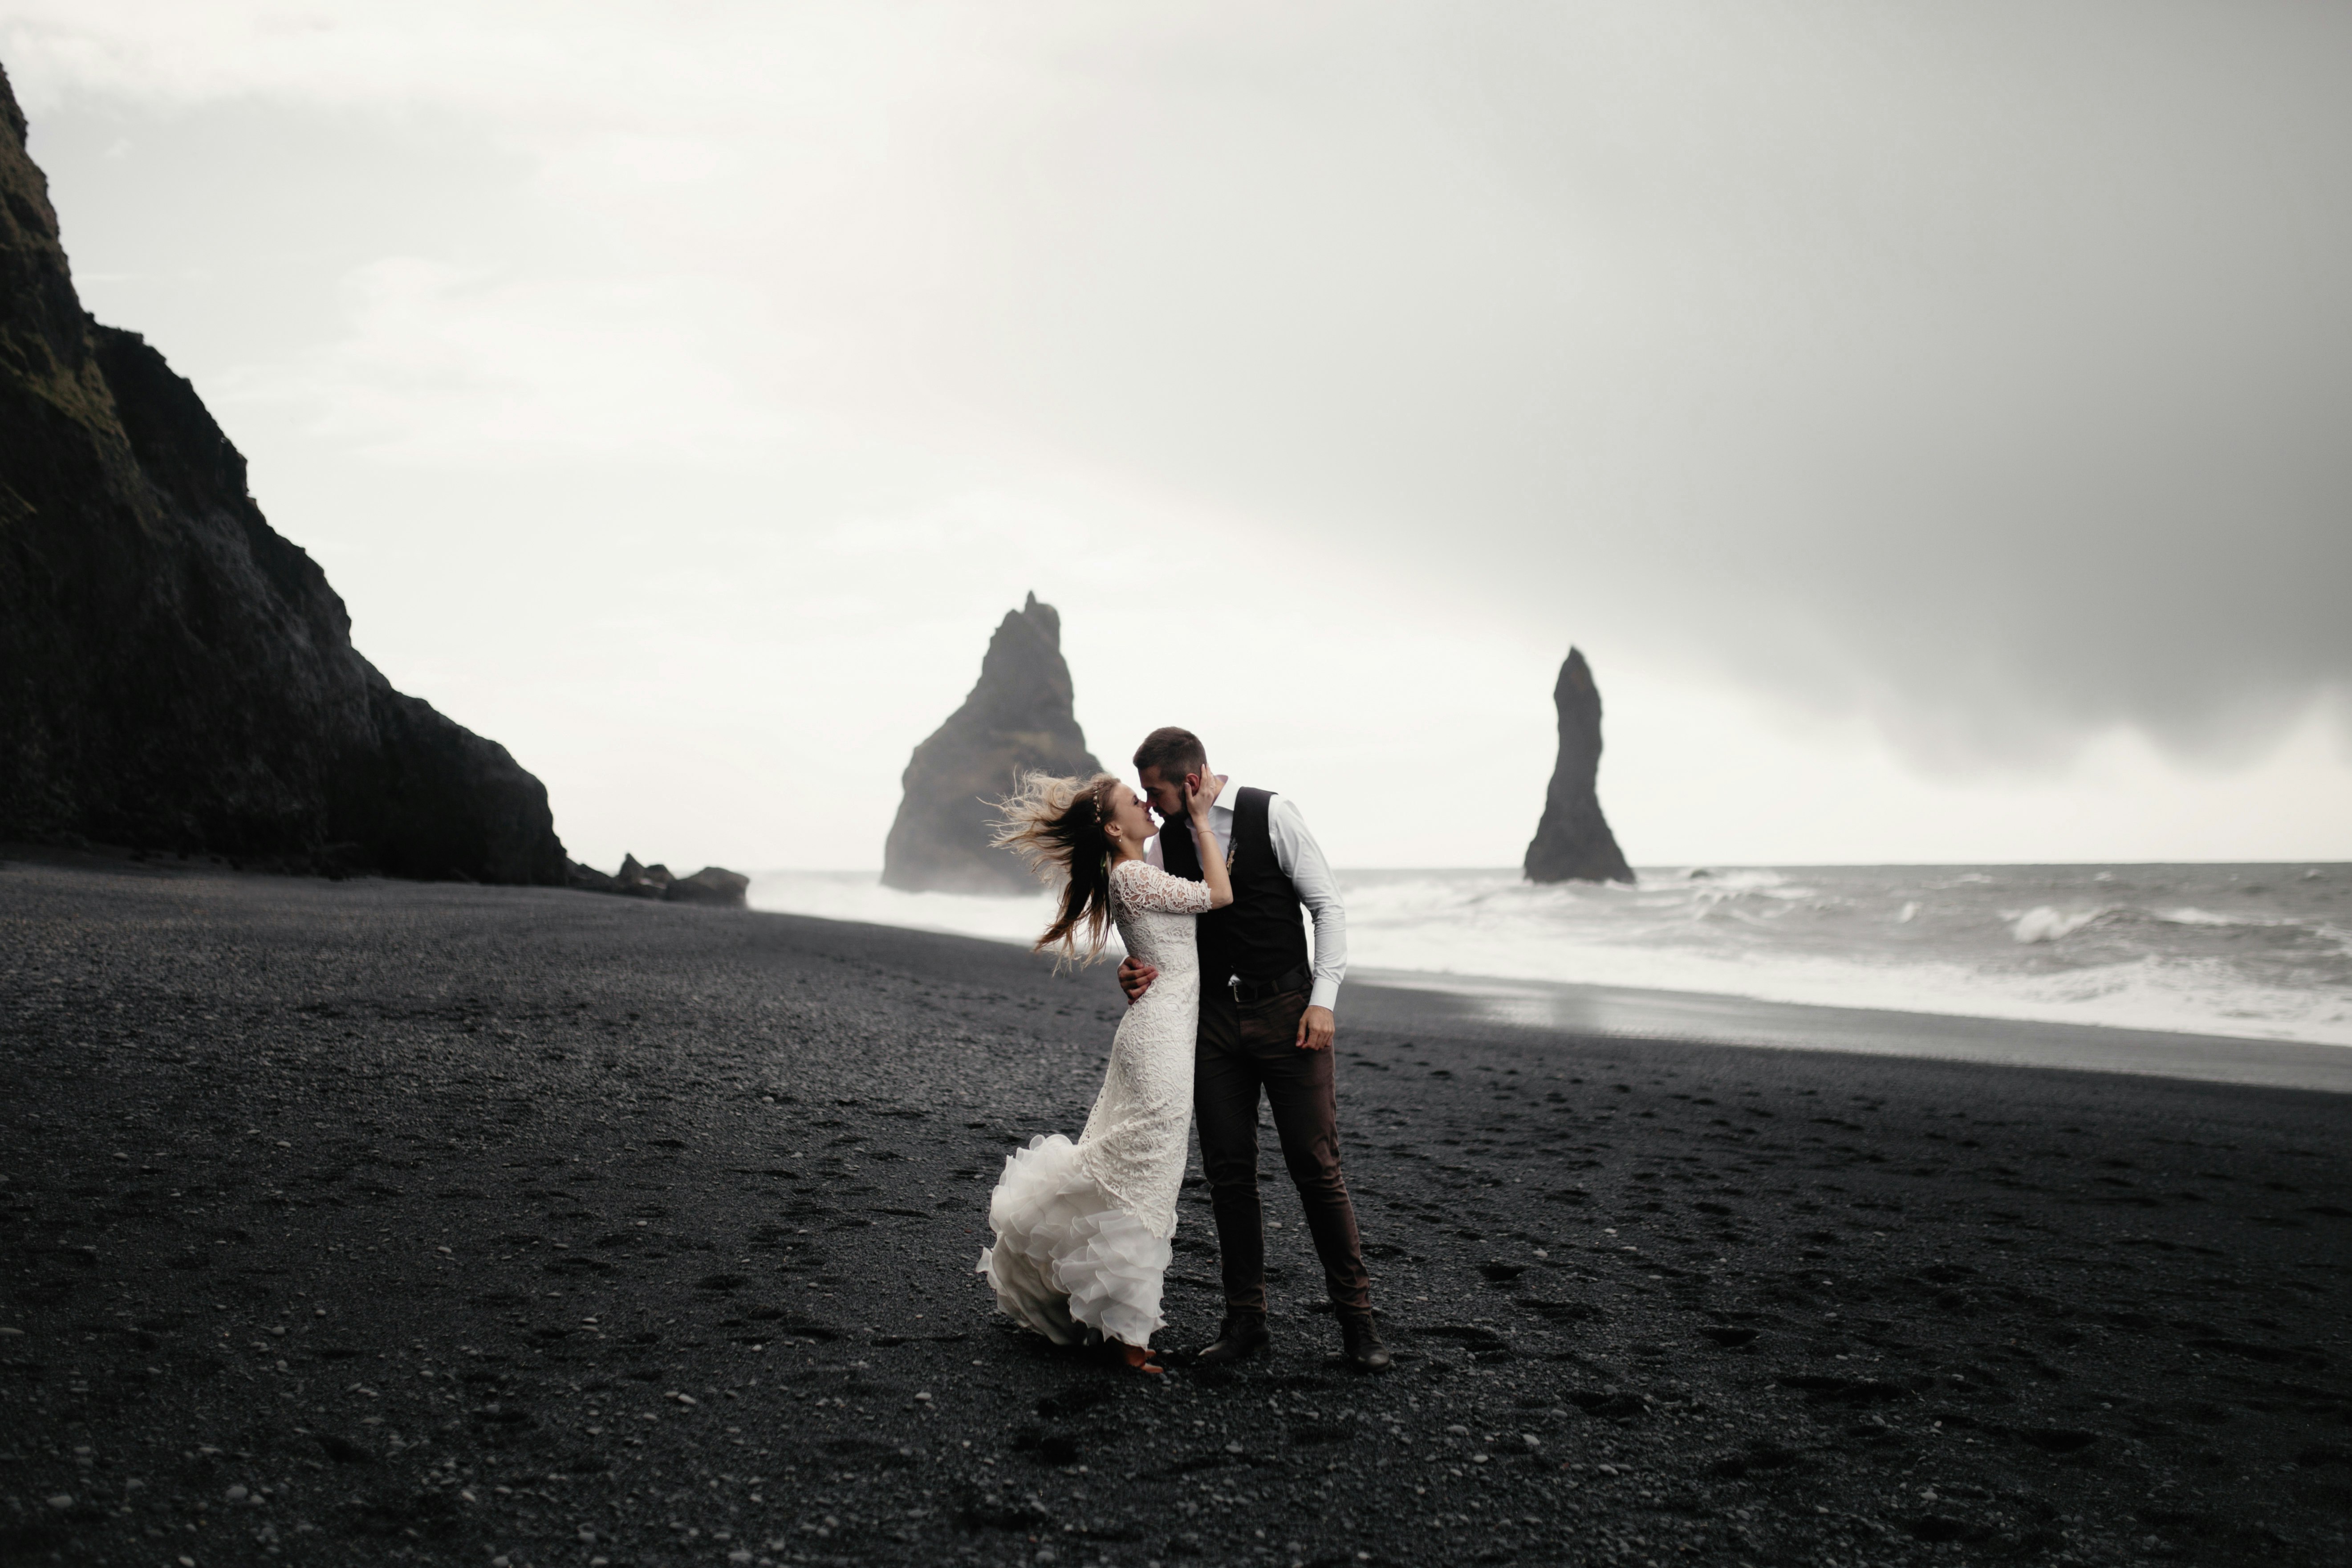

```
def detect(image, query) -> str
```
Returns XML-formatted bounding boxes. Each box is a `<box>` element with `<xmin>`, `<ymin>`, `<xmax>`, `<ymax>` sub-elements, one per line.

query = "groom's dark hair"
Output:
<box><xmin>1133</xmin><ymin>726</ymin><xmax>1206</xmax><ymax>780</ymax></box>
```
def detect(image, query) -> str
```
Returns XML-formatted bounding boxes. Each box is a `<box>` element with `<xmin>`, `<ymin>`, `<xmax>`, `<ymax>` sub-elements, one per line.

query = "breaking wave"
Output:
<box><xmin>2009</xmin><ymin>906</ymin><xmax>2107</xmax><ymax>944</ymax></box>
<box><xmin>752</xmin><ymin>863</ymin><xmax>2352</xmax><ymax>1049</ymax></box>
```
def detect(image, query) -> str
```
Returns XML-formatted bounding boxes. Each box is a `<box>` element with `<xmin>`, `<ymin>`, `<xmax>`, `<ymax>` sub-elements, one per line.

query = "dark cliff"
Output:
<box><xmin>0</xmin><ymin>63</ymin><xmax>565</xmax><ymax>882</ymax></box>
<box><xmin>1523</xmin><ymin>646</ymin><xmax>1634</xmax><ymax>885</ymax></box>
<box><xmin>882</xmin><ymin>593</ymin><xmax>1103</xmax><ymax>894</ymax></box>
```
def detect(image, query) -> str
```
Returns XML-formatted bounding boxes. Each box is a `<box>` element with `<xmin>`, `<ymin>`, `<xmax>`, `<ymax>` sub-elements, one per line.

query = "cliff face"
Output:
<box><xmin>0</xmin><ymin>63</ymin><xmax>565</xmax><ymax>882</ymax></box>
<box><xmin>1523</xmin><ymin>646</ymin><xmax>1635</xmax><ymax>885</ymax></box>
<box><xmin>882</xmin><ymin>593</ymin><xmax>1103</xmax><ymax>894</ymax></box>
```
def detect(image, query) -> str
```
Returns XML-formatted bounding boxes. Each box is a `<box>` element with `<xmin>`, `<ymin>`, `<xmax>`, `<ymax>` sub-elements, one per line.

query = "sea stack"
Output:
<box><xmin>882</xmin><ymin>593</ymin><xmax>1103</xmax><ymax>894</ymax></box>
<box><xmin>1523</xmin><ymin>646</ymin><xmax>1635</xmax><ymax>885</ymax></box>
<box><xmin>0</xmin><ymin>64</ymin><xmax>565</xmax><ymax>882</ymax></box>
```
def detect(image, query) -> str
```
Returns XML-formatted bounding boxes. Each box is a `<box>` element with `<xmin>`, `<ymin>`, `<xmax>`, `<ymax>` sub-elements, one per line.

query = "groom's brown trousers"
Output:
<box><xmin>1194</xmin><ymin>981</ymin><xmax>1372</xmax><ymax>1324</ymax></box>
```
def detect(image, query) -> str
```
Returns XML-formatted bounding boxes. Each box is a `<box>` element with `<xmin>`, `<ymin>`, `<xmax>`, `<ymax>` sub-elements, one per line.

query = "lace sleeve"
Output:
<box><xmin>1112</xmin><ymin>858</ymin><xmax>1215</xmax><ymax>914</ymax></box>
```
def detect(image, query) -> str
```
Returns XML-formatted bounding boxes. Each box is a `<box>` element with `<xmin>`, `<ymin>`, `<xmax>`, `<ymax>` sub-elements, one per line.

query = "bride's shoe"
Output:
<box><xmin>1121</xmin><ymin>1343</ymin><xmax>1165</xmax><ymax>1376</ymax></box>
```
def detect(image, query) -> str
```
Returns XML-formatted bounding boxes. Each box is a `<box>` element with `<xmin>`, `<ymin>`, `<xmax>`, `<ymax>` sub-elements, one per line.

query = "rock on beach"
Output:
<box><xmin>569</xmin><ymin>854</ymin><xmax>751</xmax><ymax>907</ymax></box>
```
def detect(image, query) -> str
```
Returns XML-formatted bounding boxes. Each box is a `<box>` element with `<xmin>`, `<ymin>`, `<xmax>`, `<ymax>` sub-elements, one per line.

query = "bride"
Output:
<box><xmin>976</xmin><ymin>768</ymin><xmax>1232</xmax><ymax>1373</ymax></box>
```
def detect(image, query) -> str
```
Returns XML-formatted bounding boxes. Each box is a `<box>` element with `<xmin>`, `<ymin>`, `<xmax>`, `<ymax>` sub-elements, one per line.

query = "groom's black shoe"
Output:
<box><xmin>1340</xmin><ymin>1318</ymin><xmax>1392</xmax><ymax>1373</ymax></box>
<box><xmin>1195</xmin><ymin>1314</ymin><xmax>1269</xmax><ymax>1365</ymax></box>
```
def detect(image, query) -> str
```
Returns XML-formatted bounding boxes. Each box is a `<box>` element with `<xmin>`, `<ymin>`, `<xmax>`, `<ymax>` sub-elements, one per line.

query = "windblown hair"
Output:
<box><xmin>1132</xmin><ymin>726</ymin><xmax>1206</xmax><ymax>782</ymax></box>
<box><xmin>991</xmin><ymin>771</ymin><xmax>1123</xmax><ymax>964</ymax></box>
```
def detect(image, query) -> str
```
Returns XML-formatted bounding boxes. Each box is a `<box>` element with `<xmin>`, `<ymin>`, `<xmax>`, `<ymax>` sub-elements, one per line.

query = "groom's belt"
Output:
<box><xmin>1226</xmin><ymin>963</ymin><xmax>1312</xmax><ymax>1005</ymax></box>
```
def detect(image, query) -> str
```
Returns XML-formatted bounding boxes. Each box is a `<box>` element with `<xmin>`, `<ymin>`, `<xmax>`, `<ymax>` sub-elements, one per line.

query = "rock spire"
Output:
<box><xmin>1523</xmin><ymin>646</ymin><xmax>1634</xmax><ymax>885</ymax></box>
<box><xmin>882</xmin><ymin>593</ymin><xmax>1104</xmax><ymax>894</ymax></box>
<box><xmin>0</xmin><ymin>62</ymin><xmax>565</xmax><ymax>882</ymax></box>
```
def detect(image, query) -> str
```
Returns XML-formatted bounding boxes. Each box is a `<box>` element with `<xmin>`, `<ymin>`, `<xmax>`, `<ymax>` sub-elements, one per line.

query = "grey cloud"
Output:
<box><xmin>18</xmin><ymin>2</ymin><xmax>2349</xmax><ymax>774</ymax></box>
<box><xmin>885</xmin><ymin>2</ymin><xmax>2352</xmax><ymax>768</ymax></box>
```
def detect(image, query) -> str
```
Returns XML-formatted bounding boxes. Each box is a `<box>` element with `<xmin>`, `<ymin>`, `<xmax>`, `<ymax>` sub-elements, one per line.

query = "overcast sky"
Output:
<box><xmin>6</xmin><ymin>2</ymin><xmax>2347</xmax><ymax>870</ymax></box>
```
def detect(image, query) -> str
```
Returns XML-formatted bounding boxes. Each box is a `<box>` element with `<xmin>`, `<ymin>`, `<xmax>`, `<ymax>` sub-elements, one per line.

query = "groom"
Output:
<box><xmin>1119</xmin><ymin>727</ymin><xmax>1390</xmax><ymax>1372</ymax></box>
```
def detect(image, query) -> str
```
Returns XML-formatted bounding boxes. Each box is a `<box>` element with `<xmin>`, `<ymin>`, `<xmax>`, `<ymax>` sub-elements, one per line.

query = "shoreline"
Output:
<box><xmin>747</xmin><ymin>864</ymin><xmax>2352</xmax><ymax>1064</ymax></box>
<box><xmin>1349</xmin><ymin>970</ymin><xmax>2352</xmax><ymax>1095</ymax></box>
<box><xmin>4</xmin><ymin>858</ymin><xmax>2349</xmax><ymax>1567</ymax></box>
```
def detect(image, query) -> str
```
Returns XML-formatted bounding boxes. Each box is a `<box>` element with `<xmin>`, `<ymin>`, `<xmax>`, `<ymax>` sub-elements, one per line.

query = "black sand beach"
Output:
<box><xmin>3</xmin><ymin>856</ymin><xmax>2347</xmax><ymax>1568</ymax></box>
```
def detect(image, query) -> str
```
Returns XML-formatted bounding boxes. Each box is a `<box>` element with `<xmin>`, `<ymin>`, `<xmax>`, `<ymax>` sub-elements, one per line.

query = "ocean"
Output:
<box><xmin>748</xmin><ymin>863</ymin><xmax>2352</xmax><ymax>1049</ymax></box>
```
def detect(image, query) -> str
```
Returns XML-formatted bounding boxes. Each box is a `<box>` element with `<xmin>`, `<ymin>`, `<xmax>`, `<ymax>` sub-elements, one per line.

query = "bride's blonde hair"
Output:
<box><xmin>991</xmin><ymin>771</ymin><xmax>1123</xmax><ymax>963</ymax></box>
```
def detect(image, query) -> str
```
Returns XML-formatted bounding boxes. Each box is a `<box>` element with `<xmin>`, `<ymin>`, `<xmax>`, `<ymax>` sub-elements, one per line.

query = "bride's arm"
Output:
<box><xmin>1185</xmin><ymin>774</ymin><xmax>1235</xmax><ymax>910</ymax></box>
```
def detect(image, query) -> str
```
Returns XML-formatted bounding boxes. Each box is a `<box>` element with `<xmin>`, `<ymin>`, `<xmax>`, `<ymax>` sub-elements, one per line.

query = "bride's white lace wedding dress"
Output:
<box><xmin>977</xmin><ymin>857</ymin><xmax>1210</xmax><ymax>1348</ymax></box>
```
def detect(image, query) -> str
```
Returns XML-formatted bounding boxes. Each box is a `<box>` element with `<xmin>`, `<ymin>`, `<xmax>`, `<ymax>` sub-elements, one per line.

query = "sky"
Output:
<box><xmin>4</xmin><ymin>1</ymin><xmax>2347</xmax><ymax>872</ymax></box>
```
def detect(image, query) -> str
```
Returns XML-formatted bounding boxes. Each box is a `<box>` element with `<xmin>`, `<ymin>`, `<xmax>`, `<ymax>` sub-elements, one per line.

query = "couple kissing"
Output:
<box><xmin>974</xmin><ymin>726</ymin><xmax>1389</xmax><ymax>1376</ymax></box>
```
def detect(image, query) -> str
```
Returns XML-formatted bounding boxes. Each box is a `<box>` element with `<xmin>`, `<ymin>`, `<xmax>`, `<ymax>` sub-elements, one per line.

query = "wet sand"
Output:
<box><xmin>2</xmin><ymin>856</ymin><xmax>2348</xmax><ymax>1568</ymax></box>
<box><xmin>1349</xmin><ymin>971</ymin><xmax>2352</xmax><ymax>1094</ymax></box>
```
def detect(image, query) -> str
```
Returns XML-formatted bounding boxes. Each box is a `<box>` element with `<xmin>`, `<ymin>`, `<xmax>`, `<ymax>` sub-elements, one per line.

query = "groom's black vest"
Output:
<box><xmin>1160</xmin><ymin>786</ymin><xmax>1311</xmax><ymax>987</ymax></box>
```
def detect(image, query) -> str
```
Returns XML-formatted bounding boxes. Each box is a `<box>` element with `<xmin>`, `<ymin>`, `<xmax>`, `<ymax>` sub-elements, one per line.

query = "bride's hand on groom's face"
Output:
<box><xmin>1182</xmin><ymin>771</ymin><xmax>1223</xmax><ymax>819</ymax></box>
<box><xmin>1118</xmin><ymin>955</ymin><xmax>1158</xmax><ymax>1004</ymax></box>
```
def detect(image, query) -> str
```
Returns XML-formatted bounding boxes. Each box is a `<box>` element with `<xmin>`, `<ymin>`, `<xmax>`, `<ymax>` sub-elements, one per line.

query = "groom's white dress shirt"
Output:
<box><xmin>1146</xmin><ymin>776</ymin><xmax>1348</xmax><ymax>1012</ymax></box>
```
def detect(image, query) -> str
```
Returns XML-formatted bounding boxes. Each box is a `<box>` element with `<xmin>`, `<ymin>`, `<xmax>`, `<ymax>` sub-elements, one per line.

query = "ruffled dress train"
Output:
<box><xmin>980</xmin><ymin>1134</ymin><xmax>1173</xmax><ymax>1347</ymax></box>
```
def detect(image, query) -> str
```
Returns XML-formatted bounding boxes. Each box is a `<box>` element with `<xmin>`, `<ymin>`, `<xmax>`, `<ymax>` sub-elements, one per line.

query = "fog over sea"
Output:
<box><xmin>752</xmin><ymin>863</ymin><xmax>2352</xmax><ymax>1049</ymax></box>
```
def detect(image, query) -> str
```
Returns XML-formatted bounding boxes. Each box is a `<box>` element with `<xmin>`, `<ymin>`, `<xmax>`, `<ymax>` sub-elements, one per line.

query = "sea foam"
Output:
<box><xmin>2009</xmin><ymin>906</ymin><xmax>2105</xmax><ymax>944</ymax></box>
<box><xmin>751</xmin><ymin>864</ymin><xmax>2352</xmax><ymax>1049</ymax></box>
